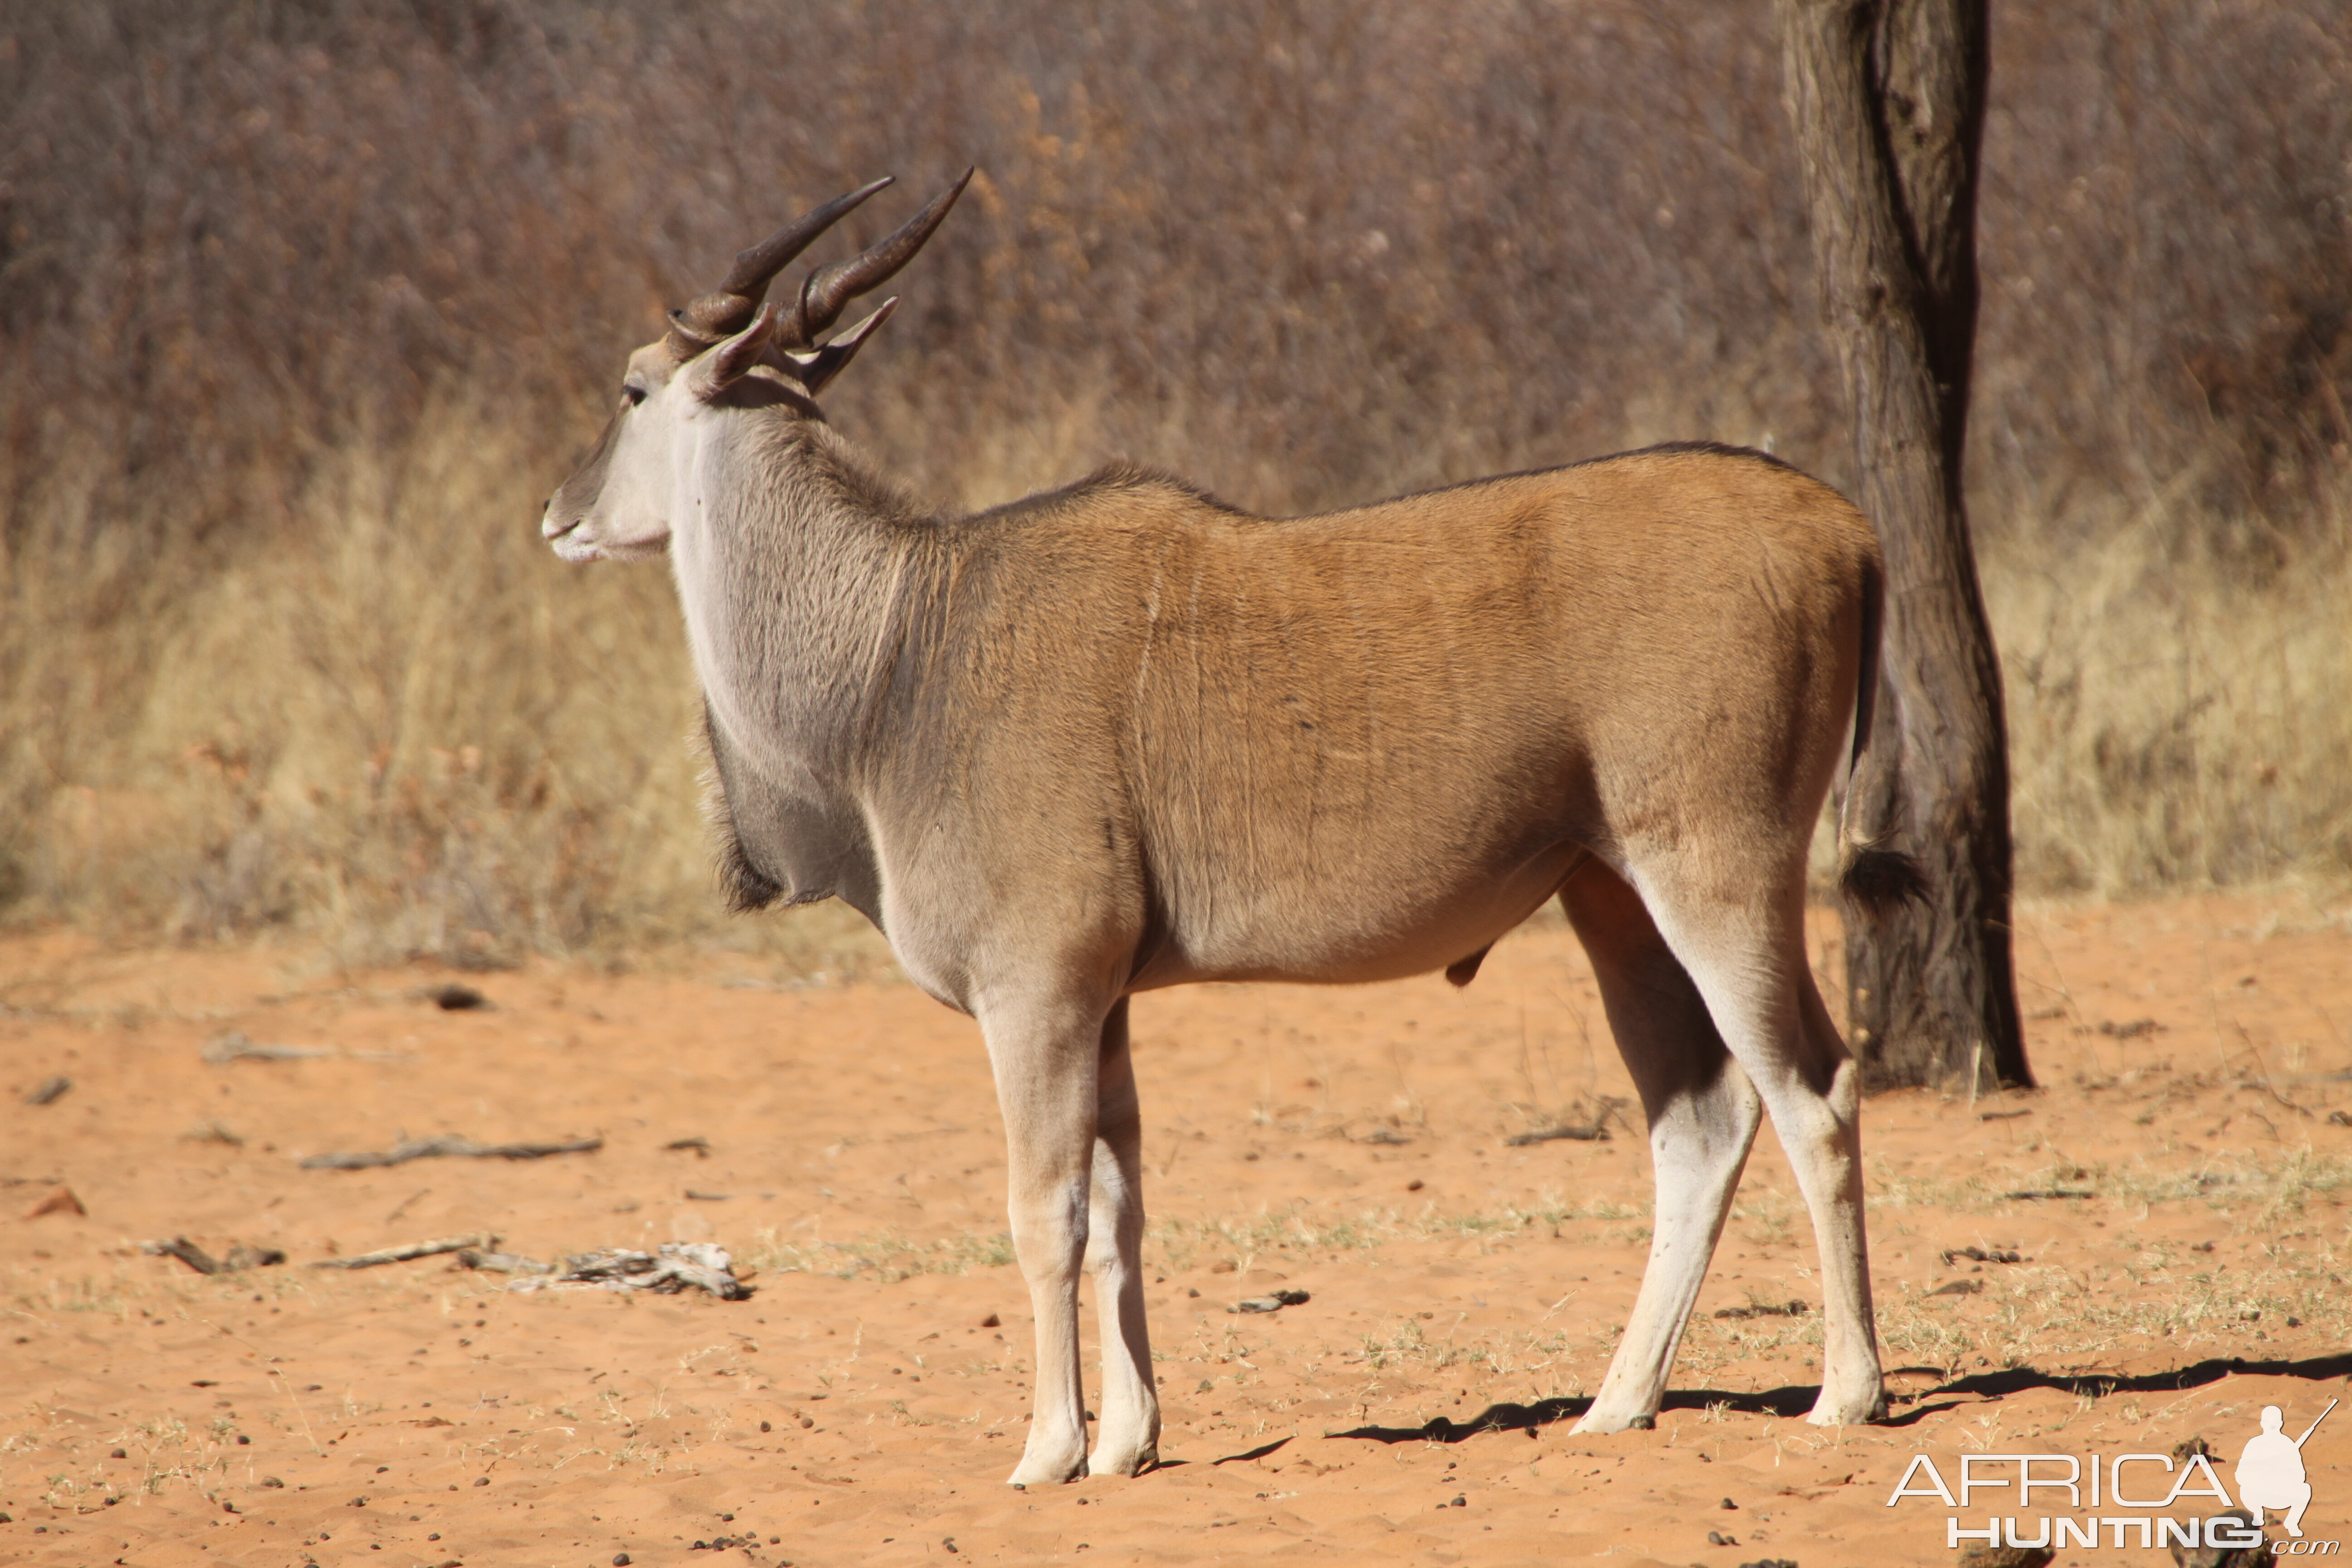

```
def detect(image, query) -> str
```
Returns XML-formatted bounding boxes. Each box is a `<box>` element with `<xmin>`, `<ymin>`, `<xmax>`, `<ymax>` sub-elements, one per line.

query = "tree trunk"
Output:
<box><xmin>1776</xmin><ymin>0</ymin><xmax>2032</xmax><ymax>1091</ymax></box>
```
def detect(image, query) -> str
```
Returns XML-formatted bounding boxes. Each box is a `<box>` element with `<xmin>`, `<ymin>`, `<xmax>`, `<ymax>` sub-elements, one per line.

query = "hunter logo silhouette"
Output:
<box><xmin>2236</xmin><ymin>1398</ymin><xmax>2334</xmax><ymax>1539</ymax></box>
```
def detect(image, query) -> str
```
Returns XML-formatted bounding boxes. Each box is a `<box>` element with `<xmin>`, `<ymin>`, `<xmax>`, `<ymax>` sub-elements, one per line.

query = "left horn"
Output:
<box><xmin>775</xmin><ymin>168</ymin><xmax>973</xmax><ymax>349</ymax></box>
<box><xmin>666</xmin><ymin>176</ymin><xmax>895</xmax><ymax>356</ymax></box>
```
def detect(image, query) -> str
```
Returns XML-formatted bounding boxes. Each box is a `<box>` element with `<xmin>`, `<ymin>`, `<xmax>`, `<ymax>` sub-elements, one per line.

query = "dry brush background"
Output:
<box><xmin>3</xmin><ymin>0</ymin><xmax>2348</xmax><ymax>968</ymax></box>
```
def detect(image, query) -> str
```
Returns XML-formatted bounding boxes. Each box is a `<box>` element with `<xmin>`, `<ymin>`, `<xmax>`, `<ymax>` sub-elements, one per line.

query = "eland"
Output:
<box><xmin>544</xmin><ymin>172</ymin><xmax>1901</xmax><ymax>1485</ymax></box>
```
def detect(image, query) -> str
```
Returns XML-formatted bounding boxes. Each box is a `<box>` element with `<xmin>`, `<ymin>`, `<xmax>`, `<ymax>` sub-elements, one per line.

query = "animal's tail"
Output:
<box><xmin>1836</xmin><ymin>555</ymin><xmax>1928</xmax><ymax>918</ymax></box>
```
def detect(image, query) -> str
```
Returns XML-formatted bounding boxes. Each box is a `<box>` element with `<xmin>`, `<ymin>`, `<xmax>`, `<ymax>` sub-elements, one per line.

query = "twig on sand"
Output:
<box><xmin>1505</xmin><ymin>1095</ymin><xmax>1629</xmax><ymax>1146</ymax></box>
<box><xmin>205</xmin><ymin>1031</ymin><xmax>415</xmax><ymax>1064</ymax></box>
<box><xmin>2230</xmin><ymin>1033</ymin><xmax>2318</xmax><ymax>1117</ymax></box>
<box><xmin>310</xmin><ymin>1232</ymin><xmax>499</xmax><ymax>1270</ymax></box>
<box><xmin>139</xmin><ymin>1238</ymin><xmax>287</xmax><ymax>1275</ymax></box>
<box><xmin>1714</xmin><ymin>1298</ymin><xmax>1808</xmax><ymax>1320</ymax></box>
<box><xmin>300</xmin><ymin>1135</ymin><xmax>602</xmax><ymax>1170</ymax></box>
<box><xmin>1941</xmin><ymin>1245</ymin><xmax>2024</xmax><ymax>1265</ymax></box>
<box><xmin>204</xmin><ymin>1031</ymin><xmax>336</xmax><ymax>1063</ymax></box>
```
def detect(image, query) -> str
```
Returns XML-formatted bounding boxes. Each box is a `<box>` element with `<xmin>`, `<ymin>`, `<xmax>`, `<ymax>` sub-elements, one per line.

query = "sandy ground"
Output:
<box><xmin>3</xmin><ymin>889</ymin><xmax>2349</xmax><ymax>1568</ymax></box>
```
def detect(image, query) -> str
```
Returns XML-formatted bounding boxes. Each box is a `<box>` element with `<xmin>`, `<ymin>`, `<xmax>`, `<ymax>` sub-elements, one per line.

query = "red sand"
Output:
<box><xmin>4</xmin><ymin>890</ymin><xmax>2348</xmax><ymax>1566</ymax></box>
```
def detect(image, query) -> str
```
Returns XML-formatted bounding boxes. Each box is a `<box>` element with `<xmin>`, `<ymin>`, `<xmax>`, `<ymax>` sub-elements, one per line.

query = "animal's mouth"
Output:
<box><xmin>542</xmin><ymin>508</ymin><xmax>603</xmax><ymax>562</ymax></box>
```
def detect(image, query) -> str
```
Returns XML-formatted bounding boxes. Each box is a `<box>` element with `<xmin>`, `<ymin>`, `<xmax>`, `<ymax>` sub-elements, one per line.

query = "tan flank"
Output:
<box><xmin>544</xmin><ymin>176</ymin><xmax>1898</xmax><ymax>1485</ymax></box>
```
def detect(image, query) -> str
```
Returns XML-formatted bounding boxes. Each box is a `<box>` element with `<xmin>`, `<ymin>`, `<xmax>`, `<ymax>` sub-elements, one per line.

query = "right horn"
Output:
<box><xmin>666</xmin><ymin>176</ymin><xmax>895</xmax><ymax>356</ymax></box>
<box><xmin>775</xmin><ymin>168</ymin><xmax>974</xmax><ymax>350</ymax></box>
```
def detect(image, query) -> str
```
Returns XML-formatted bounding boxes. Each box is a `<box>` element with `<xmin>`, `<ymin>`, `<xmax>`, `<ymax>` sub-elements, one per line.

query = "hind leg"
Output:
<box><xmin>1084</xmin><ymin>999</ymin><xmax>1161</xmax><ymax>1475</ymax></box>
<box><xmin>1560</xmin><ymin>858</ymin><xmax>1764</xmax><ymax>1434</ymax></box>
<box><xmin>1630</xmin><ymin>854</ymin><xmax>1885</xmax><ymax>1426</ymax></box>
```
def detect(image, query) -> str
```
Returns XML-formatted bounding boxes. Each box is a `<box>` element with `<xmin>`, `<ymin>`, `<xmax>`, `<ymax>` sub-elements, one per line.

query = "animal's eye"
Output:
<box><xmin>622</xmin><ymin>383</ymin><xmax>647</xmax><ymax>407</ymax></box>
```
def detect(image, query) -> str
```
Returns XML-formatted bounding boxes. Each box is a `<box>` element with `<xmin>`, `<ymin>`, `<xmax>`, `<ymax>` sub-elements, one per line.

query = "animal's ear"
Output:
<box><xmin>783</xmin><ymin>296</ymin><xmax>899</xmax><ymax>398</ymax></box>
<box><xmin>685</xmin><ymin>303</ymin><xmax>779</xmax><ymax>402</ymax></box>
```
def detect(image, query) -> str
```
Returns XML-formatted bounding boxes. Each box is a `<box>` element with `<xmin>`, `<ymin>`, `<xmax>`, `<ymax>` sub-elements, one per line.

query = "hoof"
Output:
<box><xmin>1805</xmin><ymin>1390</ymin><xmax>1887</xmax><ymax>1426</ymax></box>
<box><xmin>1088</xmin><ymin>1443</ymin><xmax>1160</xmax><ymax>1478</ymax></box>
<box><xmin>1005</xmin><ymin>1450</ymin><xmax>1089</xmax><ymax>1487</ymax></box>
<box><xmin>1569</xmin><ymin>1407</ymin><xmax>1656</xmax><ymax>1436</ymax></box>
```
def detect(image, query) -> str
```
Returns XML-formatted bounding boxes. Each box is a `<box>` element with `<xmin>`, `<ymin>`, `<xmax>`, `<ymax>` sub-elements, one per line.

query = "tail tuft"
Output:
<box><xmin>1840</xmin><ymin>847</ymin><xmax>1928</xmax><ymax>918</ymax></box>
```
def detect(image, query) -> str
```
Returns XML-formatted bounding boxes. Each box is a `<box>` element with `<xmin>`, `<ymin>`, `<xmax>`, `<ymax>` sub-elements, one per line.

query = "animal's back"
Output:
<box><xmin>906</xmin><ymin>444</ymin><xmax>1875</xmax><ymax>987</ymax></box>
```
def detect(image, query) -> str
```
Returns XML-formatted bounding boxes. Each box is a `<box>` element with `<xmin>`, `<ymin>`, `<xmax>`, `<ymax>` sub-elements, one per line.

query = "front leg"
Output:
<box><xmin>980</xmin><ymin>986</ymin><xmax>1113</xmax><ymax>1486</ymax></box>
<box><xmin>1084</xmin><ymin>999</ymin><xmax>1160</xmax><ymax>1475</ymax></box>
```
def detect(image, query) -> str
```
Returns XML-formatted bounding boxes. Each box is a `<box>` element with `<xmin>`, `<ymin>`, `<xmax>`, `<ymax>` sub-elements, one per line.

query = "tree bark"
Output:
<box><xmin>1776</xmin><ymin>0</ymin><xmax>2032</xmax><ymax>1091</ymax></box>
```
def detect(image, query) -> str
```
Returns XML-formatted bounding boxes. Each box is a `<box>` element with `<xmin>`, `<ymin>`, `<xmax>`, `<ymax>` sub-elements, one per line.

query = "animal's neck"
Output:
<box><xmin>668</xmin><ymin>413</ymin><xmax>923</xmax><ymax>780</ymax></box>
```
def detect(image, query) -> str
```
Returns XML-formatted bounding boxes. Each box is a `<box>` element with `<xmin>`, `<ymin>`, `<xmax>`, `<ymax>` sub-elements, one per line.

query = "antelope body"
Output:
<box><xmin>545</xmin><ymin>176</ymin><xmax>1893</xmax><ymax>1486</ymax></box>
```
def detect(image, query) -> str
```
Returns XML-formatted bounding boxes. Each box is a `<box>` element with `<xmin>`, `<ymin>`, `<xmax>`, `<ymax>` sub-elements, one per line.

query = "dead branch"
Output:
<box><xmin>141</xmin><ymin>1238</ymin><xmax>222</xmax><ymax>1274</ymax></box>
<box><xmin>1714</xmin><ymin>1299</ymin><xmax>1808</xmax><ymax>1320</ymax></box>
<box><xmin>1941</xmin><ymin>1245</ymin><xmax>2023</xmax><ymax>1265</ymax></box>
<box><xmin>310</xmin><ymin>1232</ymin><xmax>499</xmax><ymax>1270</ymax></box>
<box><xmin>1504</xmin><ymin>1096</ymin><xmax>1630</xmax><ymax>1146</ymax></box>
<box><xmin>299</xmin><ymin>1135</ymin><xmax>602</xmax><ymax>1170</ymax></box>
<box><xmin>204</xmin><ymin>1031</ymin><xmax>333</xmax><ymax>1063</ymax></box>
<box><xmin>139</xmin><ymin>1238</ymin><xmax>286</xmax><ymax>1274</ymax></box>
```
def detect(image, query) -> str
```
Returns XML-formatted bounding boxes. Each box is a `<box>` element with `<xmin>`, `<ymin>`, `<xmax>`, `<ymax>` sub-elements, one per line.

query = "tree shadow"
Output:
<box><xmin>1877</xmin><ymin>1351</ymin><xmax>2352</xmax><ymax>1427</ymax></box>
<box><xmin>1324</xmin><ymin>1352</ymin><xmax>2352</xmax><ymax>1445</ymax></box>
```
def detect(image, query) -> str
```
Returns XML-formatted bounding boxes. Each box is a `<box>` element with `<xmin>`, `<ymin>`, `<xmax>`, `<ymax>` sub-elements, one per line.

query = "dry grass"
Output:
<box><xmin>1989</xmin><ymin>492</ymin><xmax>2352</xmax><ymax>892</ymax></box>
<box><xmin>3</xmin><ymin>414</ymin><xmax>721</xmax><ymax>965</ymax></box>
<box><xmin>1856</xmin><ymin>1147</ymin><xmax>2352</xmax><ymax>1374</ymax></box>
<box><xmin>2</xmin><ymin>1</ymin><xmax>2348</xmax><ymax>960</ymax></box>
<box><xmin>744</xmin><ymin>1194</ymin><xmax>1652</xmax><ymax>1286</ymax></box>
<box><xmin>748</xmin><ymin>1227</ymin><xmax>1020</xmax><ymax>1285</ymax></box>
